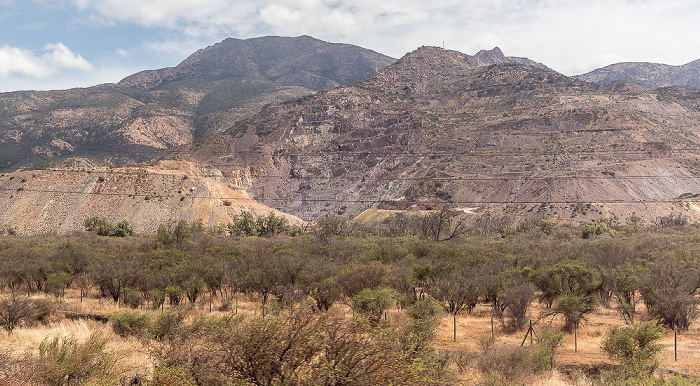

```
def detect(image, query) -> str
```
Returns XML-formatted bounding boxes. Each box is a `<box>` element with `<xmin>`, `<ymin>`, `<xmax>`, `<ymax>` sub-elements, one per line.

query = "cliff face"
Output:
<box><xmin>177</xmin><ymin>46</ymin><xmax>700</xmax><ymax>223</ymax></box>
<box><xmin>0</xmin><ymin>36</ymin><xmax>395</xmax><ymax>171</ymax></box>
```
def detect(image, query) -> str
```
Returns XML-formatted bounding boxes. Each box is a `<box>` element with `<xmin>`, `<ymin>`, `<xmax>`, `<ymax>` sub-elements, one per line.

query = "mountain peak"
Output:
<box><xmin>362</xmin><ymin>46</ymin><xmax>475</xmax><ymax>91</ymax></box>
<box><xmin>471</xmin><ymin>47</ymin><xmax>507</xmax><ymax>65</ymax></box>
<box><xmin>467</xmin><ymin>47</ymin><xmax>550</xmax><ymax>70</ymax></box>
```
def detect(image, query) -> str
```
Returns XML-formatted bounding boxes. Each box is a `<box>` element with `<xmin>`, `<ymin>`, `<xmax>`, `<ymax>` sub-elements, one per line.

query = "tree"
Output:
<box><xmin>639</xmin><ymin>255</ymin><xmax>700</xmax><ymax>331</ymax></box>
<box><xmin>500</xmin><ymin>277</ymin><xmax>536</xmax><ymax>331</ymax></box>
<box><xmin>315</xmin><ymin>214</ymin><xmax>351</xmax><ymax>242</ymax></box>
<box><xmin>228</xmin><ymin>211</ymin><xmax>257</xmax><ymax>237</ymax></box>
<box><xmin>0</xmin><ymin>294</ymin><xmax>33</xmax><ymax>335</ymax></box>
<box><xmin>411</xmin><ymin>207</ymin><xmax>467</xmax><ymax>241</ymax></box>
<box><xmin>422</xmin><ymin>265</ymin><xmax>481</xmax><ymax>315</ymax></box>
<box><xmin>92</xmin><ymin>258</ymin><xmax>139</xmax><ymax>303</ymax></box>
<box><xmin>531</xmin><ymin>260</ymin><xmax>602</xmax><ymax>332</ymax></box>
<box><xmin>608</xmin><ymin>263</ymin><xmax>643</xmax><ymax>324</ymax></box>
<box><xmin>84</xmin><ymin>217</ymin><xmax>132</xmax><ymax>237</ymax></box>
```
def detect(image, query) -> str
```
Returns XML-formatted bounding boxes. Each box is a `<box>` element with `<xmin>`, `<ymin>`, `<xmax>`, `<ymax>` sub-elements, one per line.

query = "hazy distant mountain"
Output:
<box><xmin>577</xmin><ymin>59</ymin><xmax>700</xmax><ymax>89</ymax></box>
<box><xmin>178</xmin><ymin>46</ymin><xmax>700</xmax><ymax>223</ymax></box>
<box><xmin>0</xmin><ymin>36</ymin><xmax>395</xmax><ymax>170</ymax></box>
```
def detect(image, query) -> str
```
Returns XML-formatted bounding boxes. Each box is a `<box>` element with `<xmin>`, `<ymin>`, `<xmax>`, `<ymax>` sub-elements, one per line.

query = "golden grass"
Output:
<box><xmin>2</xmin><ymin>291</ymin><xmax>699</xmax><ymax>385</ymax></box>
<box><xmin>434</xmin><ymin>302</ymin><xmax>700</xmax><ymax>382</ymax></box>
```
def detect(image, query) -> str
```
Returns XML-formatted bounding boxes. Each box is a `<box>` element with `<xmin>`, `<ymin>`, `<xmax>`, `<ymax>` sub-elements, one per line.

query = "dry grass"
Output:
<box><xmin>434</xmin><ymin>302</ymin><xmax>700</xmax><ymax>384</ymax></box>
<box><xmin>2</xmin><ymin>291</ymin><xmax>699</xmax><ymax>385</ymax></box>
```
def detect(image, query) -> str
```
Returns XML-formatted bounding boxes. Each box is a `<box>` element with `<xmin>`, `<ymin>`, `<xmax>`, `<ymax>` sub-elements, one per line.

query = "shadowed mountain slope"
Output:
<box><xmin>0</xmin><ymin>36</ymin><xmax>395</xmax><ymax>171</ymax></box>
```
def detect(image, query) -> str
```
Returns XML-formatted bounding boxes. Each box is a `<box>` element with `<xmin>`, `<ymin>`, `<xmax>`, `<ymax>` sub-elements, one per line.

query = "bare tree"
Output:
<box><xmin>0</xmin><ymin>294</ymin><xmax>33</xmax><ymax>335</ymax></box>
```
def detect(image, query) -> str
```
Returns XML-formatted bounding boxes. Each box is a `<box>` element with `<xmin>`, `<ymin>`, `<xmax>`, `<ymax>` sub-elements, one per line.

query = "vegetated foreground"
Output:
<box><xmin>1</xmin><ymin>218</ymin><xmax>700</xmax><ymax>385</ymax></box>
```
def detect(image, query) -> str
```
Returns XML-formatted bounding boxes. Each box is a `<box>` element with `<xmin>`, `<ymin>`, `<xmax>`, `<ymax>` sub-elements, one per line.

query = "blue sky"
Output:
<box><xmin>2</xmin><ymin>0</ymin><xmax>700</xmax><ymax>92</ymax></box>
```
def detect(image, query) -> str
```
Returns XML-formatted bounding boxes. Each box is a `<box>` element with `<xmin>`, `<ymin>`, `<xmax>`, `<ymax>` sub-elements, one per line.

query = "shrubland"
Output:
<box><xmin>0</xmin><ymin>211</ymin><xmax>699</xmax><ymax>384</ymax></box>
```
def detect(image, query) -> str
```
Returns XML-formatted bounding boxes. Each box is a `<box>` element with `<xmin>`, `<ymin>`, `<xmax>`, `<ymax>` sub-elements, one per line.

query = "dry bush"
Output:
<box><xmin>0</xmin><ymin>348</ymin><xmax>35</xmax><ymax>385</ymax></box>
<box><xmin>142</xmin><ymin>304</ymin><xmax>453</xmax><ymax>385</ymax></box>
<box><xmin>477</xmin><ymin>345</ymin><xmax>535</xmax><ymax>385</ymax></box>
<box><xmin>0</xmin><ymin>295</ymin><xmax>34</xmax><ymax>335</ymax></box>
<box><xmin>31</xmin><ymin>331</ymin><xmax>120</xmax><ymax>385</ymax></box>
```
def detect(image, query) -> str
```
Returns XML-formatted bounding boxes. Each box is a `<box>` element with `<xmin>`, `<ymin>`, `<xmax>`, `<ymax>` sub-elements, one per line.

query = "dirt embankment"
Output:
<box><xmin>0</xmin><ymin>160</ymin><xmax>303</xmax><ymax>235</ymax></box>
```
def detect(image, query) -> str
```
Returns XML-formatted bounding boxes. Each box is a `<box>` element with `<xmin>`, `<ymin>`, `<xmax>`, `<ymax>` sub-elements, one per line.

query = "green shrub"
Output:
<box><xmin>45</xmin><ymin>272</ymin><xmax>72</xmax><ymax>298</ymax></box>
<box><xmin>165</xmin><ymin>285</ymin><xmax>185</xmax><ymax>305</ymax></box>
<box><xmin>110</xmin><ymin>311</ymin><xmax>151</xmax><ymax>338</ymax></box>
<box><xmin>351</xmin><ymin>288</ymin><xmax>395</xmax><ymax>323</ymax></box>
<box><xmin>406</xmin><ymin>298</ymin><xmax>444</xmax><ymax>321</ymax></box>
<box><xmin>150</xmin><ymin>364</ymin><xmax>197</xmax><ymax>386</ymax></box>
<box><xmin>530</xmin><ymin>328</ymin><xmax>565</xmax><ymax>370</ymax></box>
<box><xmin>122</xmin><ymin>289</ymin><xmax>142</xmax><ymax>309</ymax></box>
<box><xmin>601</xmin><ymin>322</ymin><xmax>664</xmax><ymax>380</ymax></box>
<box><xmin>35</xmin><ymin>331</ymin><xmax>118</xmax><ymax>385</ymax></box>
<box><xmin>148</xmin><ymin>308</ymin><xmax>188</xmax><ymax>341</ymax></box>
<box><xmin>148</xmin><ymin>289</ymin><xmax>166</xmax><ymax>310</ymax></box>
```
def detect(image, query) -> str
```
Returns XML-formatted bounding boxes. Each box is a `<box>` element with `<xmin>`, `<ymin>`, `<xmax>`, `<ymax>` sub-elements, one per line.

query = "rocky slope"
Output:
<box><xmin>176</xmin><ymin>46</ymin><xmax>700</xmax><ymax>224</ymax></box>
<box><xmin>0</xmin><ymin>160</ymin><xmax>302</xmax><ymax>235</ymax></box>
<box><xmin>577</xmin><ymin>59</ymin><xmax>700</xmax><ymax>89</ymax></box>
<box><xmin>0</xmin><ymin>36</ymin><xmax>395</xmax><ymax>171</ymax></box>
<box><xmin>467</xmin><ymin>47</ymin><xmax>550</xmax><ymax>70</ymax></box>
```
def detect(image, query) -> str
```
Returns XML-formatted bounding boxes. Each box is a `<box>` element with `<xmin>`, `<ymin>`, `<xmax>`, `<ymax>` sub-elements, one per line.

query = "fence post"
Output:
<box><xmin>454</xmin><ymin>315</ymin><xmax>457</xmax><ymax>342</ymax></box>
<box><xmin>674</xmin><ymin>324</ymin><xmax>678</xmax><ymax>362</ymax></box>
<box><xmin>530</xmin><ymin>320</ymin><xmax>533</xmax><ymax>346</ymax></box>
<box><xmin>574</xmin><ymin>322</ymin><xmax>578</xmax><ymax>353</ymax></box>
<box><xmin>491</xmin><ymin>318</ymin><xmax>494</xmax><ymax>340</ymax></box>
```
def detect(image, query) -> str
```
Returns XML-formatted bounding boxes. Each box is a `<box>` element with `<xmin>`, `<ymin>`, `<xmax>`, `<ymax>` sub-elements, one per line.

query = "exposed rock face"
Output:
<box><xmin>577</xmin><ymin>59</ymin><xmax>700</xmax><ymax>89</ymax></box>
<box><xmin>0</xmin><ymin>160</ymin><xmax>303</xmax><ymax>235</ymax></box>
<box><xmin>0</xmin><ymin>36</ymin><xmax>395</xmax><ymax>170</ymax></box>
<box><xmin>467</xmin><ymin>47</ymin><xmax>551</xmax><ymax>70</ymax></box>
<box><xmin>177</xmin><ymin>46</ymin><xmax>700</xmax><ymax>223</ymax></box>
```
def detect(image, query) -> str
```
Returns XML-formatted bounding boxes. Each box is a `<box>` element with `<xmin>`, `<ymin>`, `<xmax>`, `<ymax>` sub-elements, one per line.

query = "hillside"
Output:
<box><xmin>0</xmin><ymin>160</ymin><xmax>303</xmax><ymax>235</ymax></box>
<box><xmin>0</xmin><ymin>36</ymin><xmax>395</xmax><ymax>171</ymax></box>
<box><xmin>178</xmin><ymin>46</ymin><xmax>700</xmax><ymax>223</ymax></box>
<box><xmin>577</xmin><ymin>58</ymin><xmax>700</xmax><ymax>89</ymax></box>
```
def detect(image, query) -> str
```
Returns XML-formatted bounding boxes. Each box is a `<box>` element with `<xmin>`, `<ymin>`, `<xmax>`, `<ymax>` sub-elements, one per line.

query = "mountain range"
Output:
<box><xmin>178</xmin><ymin>46</ymin><xmax>700</xmax><ymax>223</ymax></box>
<box><xmin>3</xmin><ymin>36</ymin><xmax>700</xmax><ymax>234</ymax></box>
<box><xmin>0</xmin><ymin>36</ymin><xmax>394</xmax><ymax>171</ymax></box>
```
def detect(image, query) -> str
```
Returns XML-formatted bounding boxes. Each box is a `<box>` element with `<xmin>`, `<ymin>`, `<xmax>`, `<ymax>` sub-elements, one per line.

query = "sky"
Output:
<box><xmin>2</xmin><ymin>0</ymin><xmax>700</xmax><ymax>92</ymax></box>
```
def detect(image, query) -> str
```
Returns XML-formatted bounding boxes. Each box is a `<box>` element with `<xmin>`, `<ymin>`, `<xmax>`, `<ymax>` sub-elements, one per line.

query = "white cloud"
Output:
<box><xmin>76</xmin><ymin>0</ymin><xmax>262</xmax><ymax>36</ymax></box>
<box><xmin>66</xmin><ymin>0</ymin><xmax>700</xmax><ymax>76</ymax></box>
<box><xmin>0</xmin><ymin>43</ymin><xmax>93</xmax><ymax>79</ymax></box>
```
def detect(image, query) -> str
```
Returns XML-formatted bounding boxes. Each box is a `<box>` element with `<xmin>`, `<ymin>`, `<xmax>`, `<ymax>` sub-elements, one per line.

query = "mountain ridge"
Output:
<box><xmin>175</xmin><ymin>45</ymin><xmax>700</xmax><ymax>223</ymax></box>
<box><xmin>576</xmin><ymin>58</ymin><xmax>700</xmax><ymax>89</ymax></box>
<box><xmin>0</xmin><ymin>36</ymin><xmax>396</xmax><ymax>171</ymax></box>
